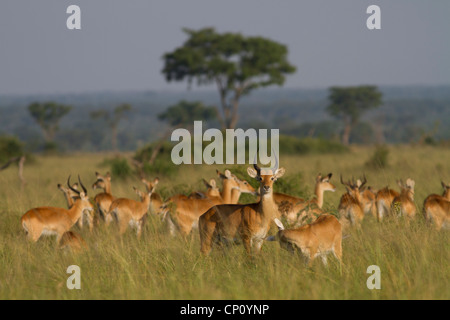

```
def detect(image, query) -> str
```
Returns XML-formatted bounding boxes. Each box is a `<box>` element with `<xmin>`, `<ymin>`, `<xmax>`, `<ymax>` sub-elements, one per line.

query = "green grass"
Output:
<box><xmin>0</xmin><ymin>146</ymin><xmax>449</xmax><ymax>299</ymax></box>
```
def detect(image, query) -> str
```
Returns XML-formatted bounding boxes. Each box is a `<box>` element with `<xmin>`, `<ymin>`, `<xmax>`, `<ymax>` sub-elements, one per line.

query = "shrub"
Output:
<box><xmin>365</xmin><ymin>145</ymin><xmax>389</xmax><ymax>170</ymax></box>
<box><xmin>101</xmin><ymin>156</ymin><xmax>133</xmax><ymax>180</ymax></box>
<box><xmin>0</xmin><ymin>135</ymin><xmax>25</xmax><ymax>163</ymax></box>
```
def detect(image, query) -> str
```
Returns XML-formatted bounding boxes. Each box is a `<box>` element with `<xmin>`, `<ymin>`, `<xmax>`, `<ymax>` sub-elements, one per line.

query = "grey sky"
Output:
<box><xmin>1</xmin><ymin>0</ymin><xmax>449</xmax><ymax>95</ymax></box>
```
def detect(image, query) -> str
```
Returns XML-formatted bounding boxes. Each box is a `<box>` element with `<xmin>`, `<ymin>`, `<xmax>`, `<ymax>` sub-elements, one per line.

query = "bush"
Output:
<box><xmin>278</xmin><ymin>136</ymin><xmax>348</xmax><ymax>155</ymax></box>
<box><xmin>365</xmin><ymin>145</ymin><xmax>389</xmax><ymax>170</ymax></box>
<box><xmin>134</xmin><ymin>141</ymin><xmax>179</xmax><ymax>178</ymax></box>
<box><xmin>0</xmin><ymin>135</ymin><xmax>25</xmax><ymax>163</ymax></box>
<box><xmin>101</xmin><ymin>156</ymin><xmax>133</xmax><ymax>180</ymax></box>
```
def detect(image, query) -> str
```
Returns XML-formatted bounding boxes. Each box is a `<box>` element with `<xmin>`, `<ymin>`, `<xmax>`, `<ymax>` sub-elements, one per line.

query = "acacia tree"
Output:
<box><xmin>90</xmin><ymin>103</ymin><xmax>132</xmax><ymax>151</ymax></box>
<box><xmin>162</xmin><ymin>27</ymin><xmax>296</xmax><ymax>129</ymax></box>
<box><xmin>28</xmin><ymin>102</ymin><xmax>72</xmax><ymax>148</ymax></box>
<box><xmin>326</xmin><ymin>86</ymin><xmax>382</xmax><ymax>145</ymax></box>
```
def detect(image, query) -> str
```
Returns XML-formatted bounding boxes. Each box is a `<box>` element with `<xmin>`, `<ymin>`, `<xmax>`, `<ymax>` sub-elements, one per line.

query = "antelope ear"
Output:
<box><xmin>247</xmin><ymin>167</ymin><xmax>258</xmax><ymax>179</ymax></box>
<box><xmin>106</xmin><ymin>172</ymin><xmax>111</xmax><ymax>179</ymax></box>
<box><xmin>274</xmin><ymin>167</ymin><xmax>285</xmax><ymax>179</ymax></box>
<box><xmin>327</xmin><ymin>173</ymin><xmax>333</xmax><ymax>180</ymax></box>
<box><xmin>57</xmin><ymin>184</ymin><xmax>63</xmax><ymax>190</ymax></box>
<box><xmin>153</xmin><ymin>178</ymin><xmax>159</xmax><ymax>185</ymax></box>
<box><xmin>273</xmin><ymin>218</ymin><xmax>285</xmax><ymax>231</ymax></box>
<box><xmin>397</xmin><ymin>180</ymin><xmax>403</xmax><ymax>188</ymax></box>
<box><xmin>316</xmin><ymin>173</ymin><xmax>322</xmax><ymax>182</ymax></box>
<box><xmin>209</xmin><ymin>179</ymin><xmax>216</xmax><ymax>188</ymax></box>
<box><xmin>224</xmin><ymin>170</ymin><xmax>232</xmax><ymax>179</ymax></box>
<box><xmin>442</xmin><ymin>181</ymin><xmax>448</xmax><ymax>189</ymax></box>
<box><xmin>141</xmin><ymin>178</ymin><xmax>148</xmax><ymax>184</ymax></box>
<box><xmin>73</xmin><ymin>183</ymin><xmax>79</xmax><ymax>189</ymax></box>
<box><xmin>217</xmin><ymin>170</ymin><xmax>226</xmax><ymax>180</ymax></box>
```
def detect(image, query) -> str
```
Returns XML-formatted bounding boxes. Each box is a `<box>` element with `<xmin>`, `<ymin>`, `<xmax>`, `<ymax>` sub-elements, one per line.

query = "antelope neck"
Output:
<box><xmin>314</xmin><ymin>184</ymin><xmax>324</xmax><ymax>208</ymax></box>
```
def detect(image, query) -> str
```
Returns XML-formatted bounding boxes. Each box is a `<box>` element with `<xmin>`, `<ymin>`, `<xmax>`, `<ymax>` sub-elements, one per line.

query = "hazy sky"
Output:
<box><xmin>1</xmin><ymin>0</ymin><xmax>449</xmax><ymax>95</ymax></box>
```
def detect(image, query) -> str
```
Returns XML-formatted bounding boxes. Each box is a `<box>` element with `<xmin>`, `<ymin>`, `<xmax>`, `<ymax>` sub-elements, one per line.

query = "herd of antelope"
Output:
<box><xmin>20</xmin><ymin>156</ymin><xmax>449</xmax><ymax>267</ymax></box>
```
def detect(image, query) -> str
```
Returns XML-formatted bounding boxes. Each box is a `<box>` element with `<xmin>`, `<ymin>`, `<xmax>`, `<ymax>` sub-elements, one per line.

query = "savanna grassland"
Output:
<box><xmin>0</xmin><ymin>145</ymin><xmax>448</xmax><ymax>300</ymax></box>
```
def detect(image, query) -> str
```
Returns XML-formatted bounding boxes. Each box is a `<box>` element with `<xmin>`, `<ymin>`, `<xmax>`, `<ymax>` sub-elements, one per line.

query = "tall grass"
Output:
<box><xmin>0</xmin><ymin>146</ymin><xmax>448</xmax><ymax>299</ymax></box>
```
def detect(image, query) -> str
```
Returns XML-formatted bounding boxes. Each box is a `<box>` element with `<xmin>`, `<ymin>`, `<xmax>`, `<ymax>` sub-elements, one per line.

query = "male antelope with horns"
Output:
<box><xmin>21</xmin><ymin>176</ymin><xmax>94</xmax><ymax>243</ymax></box>
<box><xmin>199</xmin><ymin>155</ymin><xmax>285</xmax><ymax>256</ymax></box>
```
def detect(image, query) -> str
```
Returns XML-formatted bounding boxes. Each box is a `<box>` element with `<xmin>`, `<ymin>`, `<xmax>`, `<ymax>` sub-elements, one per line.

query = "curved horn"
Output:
<box><xmin>359</xmin><ymin>174</ymin><xmax>367</xmax><ymax>188</ymax></box>
<box><xmin>78</xmin><ymin>175</ymin><xmax>87</xmax><ymax>195</ymax></box>
<box><xmin>68</xmin><ymin>175</ymin><xmax>80</xmax><ymax>195</ymax></box>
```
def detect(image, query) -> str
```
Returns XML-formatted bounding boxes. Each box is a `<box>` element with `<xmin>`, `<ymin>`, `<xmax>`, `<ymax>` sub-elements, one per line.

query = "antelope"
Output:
<box><xmin>216</xmin><ymin>170</ymin><xmax>257</xmax><ymax>204</ymax></box>
<box><xmin>375</xmin><ymin>186</ymin><xmax>400</xmax><ymax>221</ymax></box>
<box><xmin>58</xmin><ymin>181</ymin><xmax>92</xmax><ymax>230</ymax></box>
<box><xmin>92</xmin><ymin>172</ymin><xmax>115</xmax><ymax>225</ymax></box>
<box><xmin>107</xmin><ymin>183</ymin><xmax>152</xmax><ymax>238</ymax></box>
<box><xmin>162</xmin><ymin>169</ymin><xmax>256</xmax><ymax>237</ymax></box>
<box><xmin>188</xmin><ymin>179</ymin><xmax>221</xmax><ymax>200</ymax></box>
<box><xmin>269</xmin><ymin>173</ymin><xmax>336</xmax><ymax>225</ymax></box>
<box><xmin>338</xmin><ymin>175</ymin><xmax>366</xmax><ymax>228</ymax></box>
<box><xmin>268</xmin><ymin>215</ymin><xmax>342</xmax><ymax>267</ymax></box>
<box><xmin>391</xmin><ymin>179</ymin><xmax>416</xmax><ymax>220</ymax></box>
<box><xmin>423</xmin><ymin>181</ymin><xmax>450</xmax><ymax>230</ymax></box>
<box><xmin>141</xmin><ymin>177</ymin><xmax>163</xmax><ymax>214</ymax></box>
<box><xmin>357</xmin><ymin>179</ymin><xmax>377</xmax><ymax>218</ymax></box>
<box><xmin>21</xmin><ymin>176</ymin><xmax>94</xmax><ymax>243</ymax></box>
<box><xmin>58</xmin><ymin>231</ymin><xmax>87</xmax><ymax>253</ymax></box>
<box><xmin>57</xmin><ymin>182</ymin><xmax>79</xmax><ymax>209</ymax></box>
<box><xmin>199</xmin><ymin>158</ymin><xmax>285</xmax><ymax>256</ymax></box>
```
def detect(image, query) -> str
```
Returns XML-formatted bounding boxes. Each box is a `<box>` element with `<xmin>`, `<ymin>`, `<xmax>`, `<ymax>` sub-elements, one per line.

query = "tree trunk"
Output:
<box><xmin>149</xmin><ymin>129</ymin><xmax>173</xmax><ymax>165</ymax></box>
<box><xmin>342</xmin><ymin>121</ymin><xmax>352</xmax><ymax>146</ymax></box>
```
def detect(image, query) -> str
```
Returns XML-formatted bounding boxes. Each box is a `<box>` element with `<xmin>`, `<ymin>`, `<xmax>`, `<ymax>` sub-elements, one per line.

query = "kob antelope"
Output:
<box><xmin>92</xmin><ymin>172</ymin><xmax>116</xmax><ymax>225</ymax></box>
<box><xmin>199</xmin><ymin>159</ymin><xmax>285</xmax><ymax>256</ymax></box>
<box><xmin>268</xmin><ymin>215</ymin><xmax>342</xmax><ymax>267</ymax></box>
<box><xmin>270</xmin><ymin>173</ymin><xmax>336</xmax><ymax>225</ymax></box>
<box><xmin>423</xmin><ymin>181</ymin><xmax>450</xmax><ymax>230</ymax></box>
<box><xmin>107</xmin><ymin>183</ymin><xmax>152</xmax><ymax>238</ymax></box>
<box><xmin>357</xmin><ymin>179</ymin><xmax>377</xmax><ymax>218</ymax></box>
<box><xmin>21</xmin><ymin>176</ymin><xmax>94</xmax><ymax>243</ymax></box>
<box><xmin>58</xmin><ymin>231</ymin><xmax>87</xmax><ymax>253</ymax></box>
<box><xmin>375</xmin><ymin>185</ymin><xmax>400</xmax><ymax>221</ymax></box>
<box><xmin>391</xmin><ymin>179</ymin><xmax>416</xmax><ymax>220</ymax></box>
<box><xmin>141</xmin><ymin>177</ymin><xmax>163</xmax><ymax>214</ymax></box>
<box><xmin>338</xmin><ymin>175</ymin><xmax>366</xmax><ymax>228</ymax></box>
<box><xmin>163</xmin><ymin>169</ymin><xmax>256</xmax><ymax>237</ymax></box>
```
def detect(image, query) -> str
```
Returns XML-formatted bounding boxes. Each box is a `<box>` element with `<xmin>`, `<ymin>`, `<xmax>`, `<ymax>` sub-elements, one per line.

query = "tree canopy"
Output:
<box><xmin>326</xmin><ymin>86</ymin><xmax>382</xmax><ymax>145</ymax></box>
<box><xmin>28</xmin><ymin>101</ymin><xmax>72</xmax><ymax>142</ymax></box>
<box><xmin>162</xmin><ymin>27</ymin><xmax>296</xmax><ymax>129</ymax></box>
<box><xmin>158</xmin><ymin>100</ymin><xmax>217</xmax><ymax>128</ymax></box>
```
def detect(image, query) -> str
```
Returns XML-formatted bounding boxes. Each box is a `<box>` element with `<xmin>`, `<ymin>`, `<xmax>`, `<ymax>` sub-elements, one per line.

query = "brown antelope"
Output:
<box><xmin>58</xmin><ymin>231</ymin><xmax>87</xmax><ymax>253</ymax></box>
<box><xmin>216</xmin><ymin>170</ymin><xmax>257</xmax><ymax>204</ymax></box>
<box><xmin>141</xmin><ymin>177</ymin><xmax>163</xmax><ymax>214</ymax></box>
<box><xmin>199</xmin><ymin>159</ymin><xmax>285</xmax><ymax>256</ymax></box>
<box><xmin>92</xmin><ymin>172</ymin><xmax>116</xmax><ymax>225</ymax></box>
<box><xmin>163</xmin><ymin>169</ymin><xmax>256</xmax><ymax>237</ymax></box>
<box><xmin>188</xmin><ymin>179</ymin><xmax>221</xmax><ymax>200</ymax></box>
<box><xmin>58</xmin><ymin>182</ymin><xmax>79</xmax><ymax>209</ymax></box>
<box><xmin>21</xmin><ymin>176</ymin><xmax>94</xmax><ymax>243</ymax></box>
<box><xmin>268</xmin><ymin>215</ymin><xmax>342</xmax><ymax>267</ymax></box>
<box><xmin>357</xmin><ymin>179</ymin><xmax>377</xmax><ymax>218</ymax></box>
<box><xmin>58</xmin><ymin>182</ymin><xmax>92</xmax><ymax>230</ymax></box>
<box><xmin>423</xmin><ymin>181</ymin><xmax>450</xmax><ymax>230</ymax></box>
<box><xmin>338</xmin><ymin>176</ymin><xmax>366</xmax><ymax>228</ymax></box>
<box><xmin>391</xmin><ymin>179</ymin><xmax>416</xmax><ymax>220</ymax></box>
<box><xmin>107</xmin><ymin>183</ymin><xmax>152</xmax><ymax>238</ymax></box>
<box><xmin>269</xmin><ymin>173</ymin><xmax>336</xmax><ymax>225</ymax></box>
<box><xmin>375</xmin><ymin>186</ymin><xmax>400</xmax><ymax>221</ymax></box>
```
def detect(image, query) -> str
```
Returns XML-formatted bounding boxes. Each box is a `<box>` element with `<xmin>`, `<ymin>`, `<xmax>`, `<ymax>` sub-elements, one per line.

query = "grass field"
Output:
<box><xmin>0</xmin><ymin>145</ymin><xmax>448</xmax><ymax>299</ymax></box>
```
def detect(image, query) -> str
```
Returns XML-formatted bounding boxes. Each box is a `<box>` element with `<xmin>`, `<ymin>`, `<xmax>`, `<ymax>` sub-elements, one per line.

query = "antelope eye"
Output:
<box><xmin>271</xmin><ymin>177</ymin><xmax>274</xmax><ymax>181</ymax></box>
